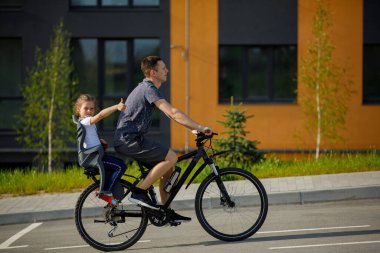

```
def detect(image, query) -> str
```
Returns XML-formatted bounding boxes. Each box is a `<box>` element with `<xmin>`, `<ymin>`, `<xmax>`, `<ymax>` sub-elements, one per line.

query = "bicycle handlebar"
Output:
<box><xmin>195</xmin><ymin>132</ymin><xmax>218</xmax><ymax>143</ymax></box>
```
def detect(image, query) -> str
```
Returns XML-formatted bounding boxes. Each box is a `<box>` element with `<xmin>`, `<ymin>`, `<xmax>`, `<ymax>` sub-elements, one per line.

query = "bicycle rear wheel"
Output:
<box><xmin>195</xmin><ymin>167</ymin><xmax>268</xmax><ymax>241</ymax></box>
<box><xmin>75</xmin><ymin>179</ymin><xmax>148</xmax><ymax>251</ymax></box>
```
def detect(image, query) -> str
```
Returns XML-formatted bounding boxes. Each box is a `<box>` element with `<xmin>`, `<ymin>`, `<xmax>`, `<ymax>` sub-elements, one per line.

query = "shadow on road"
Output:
<box><xmin>129</xmin><ymin>229</ymin><xmax>380</xmax><ymax>250</ymax></box>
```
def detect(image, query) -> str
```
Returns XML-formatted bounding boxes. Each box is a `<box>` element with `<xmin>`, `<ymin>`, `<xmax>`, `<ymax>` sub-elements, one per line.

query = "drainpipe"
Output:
<box><xmin>184</xmin><ymin>0</ymin><xmax>189</xmax><ymax>151</ymax></box>
<box><xmin>170</xmin><ymin>0</ymin><xmax>189</xmax><ymax>152</ymax></box>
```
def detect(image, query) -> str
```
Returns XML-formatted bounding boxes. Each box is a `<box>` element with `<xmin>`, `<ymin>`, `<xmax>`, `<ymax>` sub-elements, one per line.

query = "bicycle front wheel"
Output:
<box><xmin>195</xmin><ymin>167</ymin><xmax>268</xmax><ymax>241</ymax></box>
<box><xmin>75</xmin><ymin>179</ymin><xmax>148</xmax><ymax>251</ymax></box>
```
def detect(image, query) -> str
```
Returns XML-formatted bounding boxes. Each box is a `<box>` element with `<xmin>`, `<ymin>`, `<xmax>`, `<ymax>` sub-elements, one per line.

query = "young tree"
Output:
<box><xmin>300</xmin><ymin>0</ymin><xmax>352</xmax><ymax>160</ymax></box>
<box><xmin>214</xmin><ymin>97</ymin><xmax>263</xmax><ymax>168</ymax></box>
<box><xmin>17</xmin><ymin>21</ymin><xmax>77</xmax><ymax>172</ymax></box>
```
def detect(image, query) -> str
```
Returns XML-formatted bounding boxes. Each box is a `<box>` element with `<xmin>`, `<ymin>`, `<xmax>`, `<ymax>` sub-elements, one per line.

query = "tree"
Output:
<box><xmin>299</xmin><ymin>0</ymin><xmax>352</xmax><ymax>160</ymax></box>
<box><xmin>214</xmin><ymin>97</ymin><xmax>263</xmax><ymax>168</ymax></box>
<box><xmin>17</xmin><ymin>21</ymin><xmax>77</xmax><ymax>172</ymax></box>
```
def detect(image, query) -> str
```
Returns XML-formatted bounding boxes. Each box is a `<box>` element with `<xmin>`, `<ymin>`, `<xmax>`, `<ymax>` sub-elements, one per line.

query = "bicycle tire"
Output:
<box><xmin>195</xmin><ymin>167</ymin><xmax>268</xmax><ymax>241</ymax></box>
<box><xmin>75</xmin><ymin>179</ymin><xmax>148</xmax><ymax>251</ymax></box>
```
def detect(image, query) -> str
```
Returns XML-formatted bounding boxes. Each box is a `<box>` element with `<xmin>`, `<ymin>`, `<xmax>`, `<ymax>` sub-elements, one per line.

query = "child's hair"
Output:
<box><xmin>74</xmin><ymin>94</ymin><xmax>96</xmax><ymax>117</ymax></box>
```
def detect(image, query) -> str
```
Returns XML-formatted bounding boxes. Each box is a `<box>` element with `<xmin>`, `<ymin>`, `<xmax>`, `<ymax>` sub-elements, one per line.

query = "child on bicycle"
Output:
<box><xmin>74</xmin><ymin>94</ymin><xmax>127</xmax><ymax>206</ymax></box>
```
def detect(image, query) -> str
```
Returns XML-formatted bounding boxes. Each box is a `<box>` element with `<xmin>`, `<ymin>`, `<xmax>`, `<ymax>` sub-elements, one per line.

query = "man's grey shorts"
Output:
<box><xmin>114</xmin><ymin>134</ymin><xmax>169</xmax><ymax>167</ymax></box>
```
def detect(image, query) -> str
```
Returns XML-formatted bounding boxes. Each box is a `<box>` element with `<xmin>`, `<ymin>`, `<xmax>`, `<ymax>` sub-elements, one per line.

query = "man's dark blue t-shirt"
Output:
<box><xmin>114</xmin><ymin>79</ymin><xmax>163</xmax><ymax>146</ymax></box>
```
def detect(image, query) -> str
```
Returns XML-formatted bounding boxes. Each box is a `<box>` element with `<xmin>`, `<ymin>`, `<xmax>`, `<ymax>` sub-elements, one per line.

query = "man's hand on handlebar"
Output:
<box><xmin>192</xmin><ymin>126</ymin><xmax>213</xmax><ymax>136</ymax></box>
<box><xmin>202</xmin><ymin>127</ymin><xmax>212</xmax><ymax>135</ymax></box>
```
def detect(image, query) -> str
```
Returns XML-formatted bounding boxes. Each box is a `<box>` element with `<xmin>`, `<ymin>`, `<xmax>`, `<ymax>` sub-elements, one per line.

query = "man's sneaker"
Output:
<box><xmin>169</xmin><ymin>209</ymin><xmax>191</xmax><ymax>223</ymax></box>
<box><xmin>129</xmin><ymin>188</ymin><xmax>159</xmax><ymax>210</ymax></box>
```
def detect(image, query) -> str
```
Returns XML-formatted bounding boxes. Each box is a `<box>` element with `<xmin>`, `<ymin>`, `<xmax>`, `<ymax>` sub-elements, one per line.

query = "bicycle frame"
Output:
<box><xmin>163</xmin><ymin>146</ymin><xmax>218</xmax><ymax>208</ymax></box>
<box><xmin>119</xmin><ymin>134</ymin><xmax>226</xmax><ymax>209</ymax></box>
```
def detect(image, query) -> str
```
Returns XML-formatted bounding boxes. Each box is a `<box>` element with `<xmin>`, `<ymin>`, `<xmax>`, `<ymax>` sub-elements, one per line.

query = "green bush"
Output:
<box><xmin>214</xmin><ymin>98</ymin><xmax>263</xmax><ymax>167</ymax></box>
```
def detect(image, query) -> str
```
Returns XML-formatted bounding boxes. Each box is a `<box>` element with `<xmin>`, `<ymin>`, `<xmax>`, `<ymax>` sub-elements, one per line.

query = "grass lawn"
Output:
<box><xmin>0</xmin><ymin>152</ymin><xmax>379</xmax><ymax>197</ymax></box>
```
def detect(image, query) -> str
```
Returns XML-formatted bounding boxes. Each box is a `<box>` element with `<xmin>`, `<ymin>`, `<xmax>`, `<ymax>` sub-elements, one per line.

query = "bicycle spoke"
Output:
<box><xmin>109</xmin><ymin>227</ymin><xmax>140</xmax><ymax>238</ymax></box>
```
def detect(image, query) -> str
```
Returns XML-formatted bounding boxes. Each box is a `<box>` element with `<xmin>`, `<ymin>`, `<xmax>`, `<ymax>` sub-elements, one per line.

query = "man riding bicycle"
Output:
<box><xmin>114</xmin><ymin>56</ymin><xmax>212</xmax><ymax>223</ymax></box>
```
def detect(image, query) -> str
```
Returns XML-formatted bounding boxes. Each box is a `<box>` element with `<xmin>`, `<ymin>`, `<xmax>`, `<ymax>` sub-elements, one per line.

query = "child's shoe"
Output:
<box><xmin>96</xmin><ymin>191</ymin><xmax>119</xmax><ymax>206</ymax></box>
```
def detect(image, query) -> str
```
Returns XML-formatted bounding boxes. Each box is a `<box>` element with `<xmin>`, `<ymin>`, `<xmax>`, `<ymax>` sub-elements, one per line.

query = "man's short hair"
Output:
<box><xmin>141</xmin><ymin>56</ymin><xmax>162</xmax><ymax>77</ymax></box>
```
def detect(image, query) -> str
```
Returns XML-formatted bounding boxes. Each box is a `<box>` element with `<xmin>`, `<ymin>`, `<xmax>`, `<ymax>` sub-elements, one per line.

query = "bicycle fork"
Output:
<box><xmin>210</xmin><ymin>164</ymin><xmax>235</xmax><ymax>208</ymax></box>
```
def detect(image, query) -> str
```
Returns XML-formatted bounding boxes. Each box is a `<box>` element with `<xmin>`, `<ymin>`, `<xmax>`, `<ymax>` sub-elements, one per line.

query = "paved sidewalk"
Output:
<box><xmin>0</xmin><ymin>171</ymin><xmax>379</xmax><ymax>225</ymax></box>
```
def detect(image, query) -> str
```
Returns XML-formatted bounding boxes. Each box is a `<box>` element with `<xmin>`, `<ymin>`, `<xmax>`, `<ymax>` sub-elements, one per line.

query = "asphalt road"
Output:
<box><xmin>1</xmin><ymin>199</ymin><xmax>379</xmax><ymax>253</ymax></box>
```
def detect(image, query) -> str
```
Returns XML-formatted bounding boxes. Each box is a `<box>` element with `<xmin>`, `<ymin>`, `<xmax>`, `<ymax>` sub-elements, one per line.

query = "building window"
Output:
<box><xmin>72</xmin><ymin>39</ymin><xmax>98</xmax><ymax>95</ymax></box>
<box><xmin>70</xmin><ymin>0</ymin><xmax>159</xmax><ymax>8</ymax></box>
<box><xmin>0</xmin><ymin>0</ymin><xmax>23</xmax><ymax>9</ymax></box>
<box><xmin>363</xmin><ymin>44</ymin><xmax>380</xmax><ymax>104</ymax></box>
<box><xmin>0</xmin><ymin>39</ymin><xmax>22</xmax><ymax>130</ymax></box>
<box><xmin>363</xmin><ymin>0</ymin><xmax>380</xmax><ymax>104</ymax></box>
<box><xmin>72</xmin><ymin>38</ymin><xmax>160</xmax><ymax>130</ymax></box>
<box><xmin>133</xmin><ymin>0</ymin><xmax>160</xmax><ymax>6</ymax></box>
<box><xmin>219</xmin><ymin>45</ymin><xmax>297</xmax><ymax>103</ymax></box>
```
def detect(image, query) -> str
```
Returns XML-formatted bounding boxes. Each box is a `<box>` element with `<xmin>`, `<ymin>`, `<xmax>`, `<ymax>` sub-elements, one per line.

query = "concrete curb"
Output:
<box><xmin>0</xmin><ymin>209</ymin><xmax>74</xmax><ymax>225</ymax></box>
<box><xmin>267</xmin><ymin>186</ymin><xmax>380</xmax><ymax>205</ymax></box>
<box><xmin>1</xmin><ymin>186</ymin><xmax>379</xmax><ymax>225</ymax></box>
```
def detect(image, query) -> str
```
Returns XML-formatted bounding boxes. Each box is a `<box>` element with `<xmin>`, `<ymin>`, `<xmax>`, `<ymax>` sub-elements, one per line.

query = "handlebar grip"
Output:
<box><xmin>195</xmin><ymin>132</ymin><xmax>218</xmax><ymax>143</ymax></box>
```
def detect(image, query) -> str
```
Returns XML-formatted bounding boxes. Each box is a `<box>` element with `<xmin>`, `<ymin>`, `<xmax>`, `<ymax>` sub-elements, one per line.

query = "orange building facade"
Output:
<box><xmin>0</xmin><ymin>0</ymin><xmax>379</xmax><ymax>167</ymax></box>
<box><xmin>170</xmin><ymin>0</ymin><xmax>380</xmax><ymax>152</ymax></box>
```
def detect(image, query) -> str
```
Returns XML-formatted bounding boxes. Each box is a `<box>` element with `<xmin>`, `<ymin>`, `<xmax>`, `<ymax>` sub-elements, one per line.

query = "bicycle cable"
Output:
<box><xmin>204</xmin><ymin>136</ymin><xmax>218</xmax><ymax>162</ymax></box>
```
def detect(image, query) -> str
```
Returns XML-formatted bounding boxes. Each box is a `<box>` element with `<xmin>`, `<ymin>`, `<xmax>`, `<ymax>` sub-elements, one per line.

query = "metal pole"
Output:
<box><xmin>184</xmin><ymin>0</ymin><xmax>189</xmax><ymax>151</ymax></box>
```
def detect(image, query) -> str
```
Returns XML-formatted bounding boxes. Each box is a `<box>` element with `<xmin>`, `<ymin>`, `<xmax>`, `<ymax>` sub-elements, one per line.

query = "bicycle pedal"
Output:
<box><xmin>169</xmin><ymin>221</ymin><xmax>181</xmax><ymax>226</ymax></box>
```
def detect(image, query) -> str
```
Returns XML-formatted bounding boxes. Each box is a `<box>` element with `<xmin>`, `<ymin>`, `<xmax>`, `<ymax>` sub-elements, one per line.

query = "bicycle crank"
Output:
<box><xmin>146</xmin><ymin>207</ymin><xmax>170</xmax><ymax>227</ymax></box>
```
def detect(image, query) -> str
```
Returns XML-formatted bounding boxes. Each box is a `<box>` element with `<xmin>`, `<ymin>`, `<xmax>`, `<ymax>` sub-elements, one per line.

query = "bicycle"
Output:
<box><xmin>74</xmin><ymin>131</ymin><xmax>268</xmax><ymax>251</ymax></box>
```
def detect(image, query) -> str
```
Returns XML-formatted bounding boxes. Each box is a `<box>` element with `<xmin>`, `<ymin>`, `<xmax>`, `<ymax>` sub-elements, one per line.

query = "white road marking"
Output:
<box><xmin>44</xmin><ymin>240</ymin><xmax>151</xmax><ymax>250</ymax></box>
<box><xmin>269</xmin><ymin>240</ymin><xmax>380</xmax><ymax>250</ymax></box>
<box><xmin>0</xmin><ymin>223</ymin><xmax>42</xmax><ymax>250</ymax></box>
<box><xmin>0</xmin><ymin>245</ymin><xmax>28</xmax><ymax>250</ymax></box>
<box><xmin>45</xmin><ymin>245</ymin><xmax>89</xmax><ymax>250</ymax></box>
<box><xmin>258</xmin><ymin>225</ymin><xmax>371</xmax><ymax>234</ymax></box>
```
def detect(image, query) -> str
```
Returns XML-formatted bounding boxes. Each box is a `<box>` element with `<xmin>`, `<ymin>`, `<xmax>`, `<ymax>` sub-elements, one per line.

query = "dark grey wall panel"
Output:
<box><xmin>364</xmin><ymin>0</ymin><xmax>380</xmax><ymax>44</ymax></box>
<box><xmin>219</xmin><ymin>0</ymin><xmax>297</xmax><ymax>45</ymax></box>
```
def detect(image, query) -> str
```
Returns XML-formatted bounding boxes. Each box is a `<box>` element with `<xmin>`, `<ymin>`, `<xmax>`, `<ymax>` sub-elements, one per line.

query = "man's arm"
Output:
<box><xmin>154</xmin><ymin>99</ymin><xmax>211</xmax><ymax>133</ymax></box>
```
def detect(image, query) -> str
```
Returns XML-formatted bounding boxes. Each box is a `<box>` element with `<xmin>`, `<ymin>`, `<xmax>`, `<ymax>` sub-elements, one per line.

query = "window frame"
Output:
<box><xmin>218</xmin><ymin>44</ymin><xmax>297</xmax><ymax>104</ymax></box>
<box><xmin>363</xmin><ymin>43</ymin><xmax>380</xmax><ymax>105</ymax></box>
<box><xmin>363</xmin><ymin>0</ymin><xmax>380</xmax><ymax>104</ymax></box>
<box><xmin>72</xmin><ymin>37</ymin><xmax>161</xmax><ymax>131</ymax></box>
<box><xmin>69</xmin><ymin>0</ymin><xmax>160</xmax><ymax>9</ymax></box>
<box><xmin>0</xmin><ymin>38</ymin><xmax>23</xmax><ymax>131</ymax></box>
<box><xmin>0</xmin><ymin>0</ymin><xmax>23</xmax><ymax>10</ymax></box>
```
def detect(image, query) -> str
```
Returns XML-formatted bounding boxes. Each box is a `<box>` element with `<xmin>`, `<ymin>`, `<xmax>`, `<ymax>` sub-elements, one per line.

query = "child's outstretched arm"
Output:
<box><xmin>90</xmin><ymin>98</ymin><xmax>126</xmax><ymax>124</ymax></box>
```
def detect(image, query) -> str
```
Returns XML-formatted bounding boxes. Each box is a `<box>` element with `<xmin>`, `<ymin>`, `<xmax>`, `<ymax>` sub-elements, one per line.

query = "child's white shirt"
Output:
<box><xmin>79</xmin><ymin>117</ymin><xmax>101</xmax><ymax>149</ymax></box>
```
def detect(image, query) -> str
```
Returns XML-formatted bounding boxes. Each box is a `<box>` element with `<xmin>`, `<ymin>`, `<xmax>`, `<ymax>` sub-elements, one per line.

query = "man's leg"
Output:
<box><xmin>138</xmin><ymin>149</ymin><xmax>177</xmax><ymax>194</ymax></box>
<box><xmin>116</xmin><ymin>138</ymin><xmax>182</xmax><ymax>210</ymax></box>
<box><xmin>127</xmin><ymin>147</ymin><xmax>191</xmax><ymax>221</ymax></box>
<box><xmin>139</xmin><ymin>150</ymin><xmax>190</xmax><ymax>222</ymax></box>
<box><xmin>159</xmin><ymin>166</ymin><xmax>174</xmax><ymax>204</ymax></box>
<box><xmin>129</xmin><ymin>149</ymin><xmax>177</xmax><ymax>209</ymax></box>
